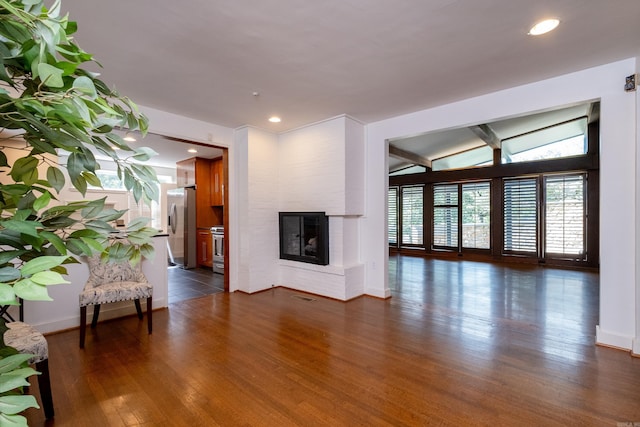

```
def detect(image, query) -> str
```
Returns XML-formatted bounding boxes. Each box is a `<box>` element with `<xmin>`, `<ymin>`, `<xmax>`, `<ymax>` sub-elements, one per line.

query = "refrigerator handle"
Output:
<box><xmin>169</xmin><ymin>203</ymin><xmax>177</xmax><ymax>234</ymax></box>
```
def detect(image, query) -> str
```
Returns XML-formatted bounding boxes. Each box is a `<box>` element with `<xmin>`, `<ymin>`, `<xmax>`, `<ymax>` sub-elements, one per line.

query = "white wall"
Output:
<box><xmin>232</xmin><ymin>126</ymin><xmax>280</xmax><ymax>293</ymax></box>
<box><xmin>277</xmin><ymin>115</ymin><xmax>365</xmax><ymax>215</ymax></box>
<box><xmin>365</xmin><ymin>58</ymin><xmax>639</xmax><ymax>350</ymax></box>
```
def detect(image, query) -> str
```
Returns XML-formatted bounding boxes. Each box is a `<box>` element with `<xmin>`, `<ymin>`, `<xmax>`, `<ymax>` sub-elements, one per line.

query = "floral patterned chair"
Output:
<box><xmin>79</xmin><ymin>255</ymin><xmax>153</xmax><ymax>348</ymax></box>
<box><xmin>4</xmin><ymin>314</ymin><xmax>55</xmax><ymax>419</ymax></box>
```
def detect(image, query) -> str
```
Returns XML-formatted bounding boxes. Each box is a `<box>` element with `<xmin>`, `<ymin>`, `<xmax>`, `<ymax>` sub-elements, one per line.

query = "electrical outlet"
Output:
<box><xmin>624</xmin><ymin>74</ymin><xmax>637</xmax><ymax>92</ymax></box>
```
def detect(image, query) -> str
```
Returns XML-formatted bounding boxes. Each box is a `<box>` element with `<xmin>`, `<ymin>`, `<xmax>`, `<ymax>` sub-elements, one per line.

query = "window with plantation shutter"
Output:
<box><xmin>504</xmin><ymin>178</ymin><xmax>538</xmax><ymax>253</ymax></box>
<box><xmin>433</xmin><ymin>184</ymin><xmax>458</xmax><ymax>248</ymax></box>
<box><xmin>544</xmin><ymin>174</ymin><xmax>585</xmax><ymax>256</ymax></box>
<box><xmin>388</xmin><ymin>187</ymin><xmax>398</xmax><ymax>246</ymax></box>
<box><xmin>401</xmin><ymin>186</ymin><xmax>424</xmax><ymax>245</ymax></box>
<box><xmin>462</xmin><ymin>182</ymin><xmax>490</xmax><ymax>249</ymax></box>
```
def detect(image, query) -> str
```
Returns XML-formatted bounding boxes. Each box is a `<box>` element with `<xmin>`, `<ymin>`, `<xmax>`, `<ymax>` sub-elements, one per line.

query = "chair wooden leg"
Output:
<box><xmin>91</xmin><ymin>304</ymin><xmax>101</xmax><ymax>328</ymax></box>
<box><xmin>147</xmin><ymin>296</ymin><xmax>152</xmax><ymax>334</ymax></box>
<box><xmin>134</xmin><ymin>299</ymin><xmax>143</xmax><ymax>319</ymax></box>
<box><xmin>35</xmin><ymin>359</ymin><xmax>54</xmax><ymax>419</ymax></box>
<box><xmin>80</xmin><ymin>306</ymin><xmax>87</xmax><ymax>349</ymax></box>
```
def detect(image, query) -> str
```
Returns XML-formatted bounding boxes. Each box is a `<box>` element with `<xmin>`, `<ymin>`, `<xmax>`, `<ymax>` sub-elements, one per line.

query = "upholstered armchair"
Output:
<box><xmin>4</xmin><ymin>318</ymin><xmax>55</xmax><ymax>419</ymax></box>
<box><xmin>79</xmin><ymin>255</ymin><xmax>153</xmax><ymax>348</ymax></box>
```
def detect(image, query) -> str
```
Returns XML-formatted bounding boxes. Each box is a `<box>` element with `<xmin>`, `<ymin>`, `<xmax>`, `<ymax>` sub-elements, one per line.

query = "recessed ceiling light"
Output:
<box><xmin>188</xmin><ymin>148</ymin><xmax>198</xmax><ymax>153</ymax></box>
<box><xmin>528</xmin><ymin>18</ymin><xmax>560</xmax><ymax>36</ymax></box>
<box><xmin>268</xmin><ymin>116</ymin><xmax>281</xmax><ymax>123</ymax></box>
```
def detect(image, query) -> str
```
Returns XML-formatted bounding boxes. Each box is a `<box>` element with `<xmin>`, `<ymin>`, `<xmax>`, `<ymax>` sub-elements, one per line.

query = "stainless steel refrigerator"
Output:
<box><xmin>167</xmin><ymin>186</ymin><xmax>197</xmax><ymax>269</ymax></box>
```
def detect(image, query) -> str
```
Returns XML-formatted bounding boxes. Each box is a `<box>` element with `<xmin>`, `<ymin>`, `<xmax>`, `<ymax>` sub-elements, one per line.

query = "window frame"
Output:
<box><xmin>431</xmin><ymin>180</ymin><xmax>492</xmax><ymax>254</ymax></box>
<box><xmin>400</xmin><ymin>185</ymin><xmax>425</xmax><ymax>248</ymax></box>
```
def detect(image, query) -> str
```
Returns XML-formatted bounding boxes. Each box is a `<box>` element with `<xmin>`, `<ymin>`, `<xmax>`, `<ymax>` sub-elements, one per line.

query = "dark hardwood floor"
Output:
<box><xmin>24</xmin><ymin>256</ymin><xmax>640</xmax><ymax>426</ymax></box>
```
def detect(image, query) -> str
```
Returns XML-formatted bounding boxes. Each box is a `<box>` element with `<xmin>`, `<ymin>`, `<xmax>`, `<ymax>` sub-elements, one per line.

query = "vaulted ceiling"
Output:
<box><xmin>62</xmin><ymin>1</ymin><xmax>640</xmax><ymax>163</ymax></box>
<box><xmin>388</xmin><ymin>101</ymin><xmax>596</xmax><ymax>173</ymax></box>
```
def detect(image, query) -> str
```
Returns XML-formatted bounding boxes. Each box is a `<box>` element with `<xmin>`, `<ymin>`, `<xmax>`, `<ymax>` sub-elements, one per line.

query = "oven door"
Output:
<box><xmin>212</xmin><ymin>233</ymin><xmax>224</xmax><ymax>274</ymax></box>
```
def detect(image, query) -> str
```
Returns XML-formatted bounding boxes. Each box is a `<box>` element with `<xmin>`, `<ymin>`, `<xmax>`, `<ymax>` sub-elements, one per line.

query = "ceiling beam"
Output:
<box><xmin>469</xmin><ymin>124</ymin><xmax>501</xmax><ymax>149</ymax></box>
<box><xmin>388</xmin><ymin>144</ymin><xmax>432</xmax><ymax>169</ymax></box>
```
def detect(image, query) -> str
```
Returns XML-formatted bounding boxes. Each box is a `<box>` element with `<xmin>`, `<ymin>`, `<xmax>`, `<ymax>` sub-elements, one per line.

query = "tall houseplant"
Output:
<box><xmin>0</xmin><ymin>0</ymin><xmax>160</xmax><ymax>424</ymax></box>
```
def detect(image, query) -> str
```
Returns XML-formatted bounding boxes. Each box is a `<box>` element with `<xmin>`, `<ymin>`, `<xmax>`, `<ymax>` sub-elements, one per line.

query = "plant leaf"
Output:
<box><xmin>0</xmin><ymin>394</ymin><xmax>40</xmax><ymax>416</ymax></box>
<box><xmin>0</xmin><ymin>251</ymin><xmax>26</xmax><ymax>265</ymax></box>
<box><xmin>9</xmin><ymin>157</ymin><xmax>39</xmax><ymax>183</ymax></box>
<box><xmin>32</xmin><ymin>191</ymin><xmax>52</xmax><ymax>212</ymax></box>
<box><xmin>0</xmin><ymin>267</ymin><xmax>21</xmax><ymax>283</ymax></box>
<box><xmin>46</xmin><ymin>166</ymin><xmax>65</xmax><ymax>193</ymax></box>
<box><xmin>0</xmin><ymin>283</ymin><xmax>17</xmax><ymax>306</ymax></box>
<box><xmin>0</xmin><ymin>412</ymin><xmax>30</xmax><ymax>426</ymax></box>
<box><xmin>0</xmin><ymin>354</ymin><xmax>33</xmax><ymax>375</ymax></box>
<box><xmin>72</xmin><ymin>76</ymin><xmax>97</xmax><ymax>99</ymax></box>
<box><xmin>20</xmin><ymin>255</ymin><xmax>69</xmax><ymax>276</ymax></box>
<box><xmin>37</xmin><ymin>63</ymin><xmax>64</xmax><ymax>88</ymax></box>
<box><xmin>13</xmin><ymin>278</ymin><xmax>52</xmax><ymax>301</ymax></box>
<box><xmin>38</xmin><ymin>231</ymin><xmax>67</xmax><ymax>255</ymax></box>
<box><xmin>130</xmin><ymin>147</ymin><xmax>158</xmax><ymax>162</ymax></box>
<box><xmin>126</xmin><ymin>217</ymin><xmax>150</xmax><ymax>232</ymax></box>
<box><xmin>1</xmin><ymin>220</ymin><xmax>41</xmax><ymax>238</ymax></box>
<box><xmin>0</xmin><ymin>375</ymin><xmax>30</xmax><ymax>395</ymax></box>
<box><xmin>30</xmin><ymin>271</ymin><xmax>70</xmax><ymax>286</ymax></box>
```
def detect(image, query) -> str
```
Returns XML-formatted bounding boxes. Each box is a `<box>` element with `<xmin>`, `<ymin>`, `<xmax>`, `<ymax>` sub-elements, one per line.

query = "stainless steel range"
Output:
<box><xmin>211</xmin><ymin>226</ymin><xmax>224</xmax><ymax>274</ymax></box>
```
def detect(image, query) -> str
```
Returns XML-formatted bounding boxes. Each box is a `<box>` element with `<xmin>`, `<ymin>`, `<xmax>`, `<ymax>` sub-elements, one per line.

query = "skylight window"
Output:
<box><xmin>431</xmin><ymin>146</ymin><xmax>493</xmax><ymax>171</ymax></box>
<box><xmin>501</xmin><ymin>118</ymin><xmax>587</xmax><ymax>164</ymax></box>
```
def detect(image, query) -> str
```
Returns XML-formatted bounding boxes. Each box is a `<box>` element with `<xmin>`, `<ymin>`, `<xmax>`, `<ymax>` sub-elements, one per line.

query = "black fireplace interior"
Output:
<box><xmin>279</xmin><ymin>212</ymin><xmax>329</xmax><ymax>265</ymax></box>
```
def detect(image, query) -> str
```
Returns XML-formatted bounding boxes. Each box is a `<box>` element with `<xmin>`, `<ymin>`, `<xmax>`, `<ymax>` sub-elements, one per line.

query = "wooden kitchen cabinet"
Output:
<box><xmin>177</xmin><ymin>156</ymin><xmax>221</xmax><ymax>265</ymax></box>
<box><xmin>196</xmin><ymin>229</ymin><xmax>213</xmax><ymax>268</ymax></box>
<box><xmin>210</xmin><ymin>157</ymin><xmax>224</xmax><ymax>206</ymax></box>
<box><xmin>176</xmin><ymin>157</ymin><xmax>215</xmax><ymax>226</ymax></box>
<box><xmin>176</xmin><ymin>158</ymin><xmax>196</xmax><ymax>187</ymax></box>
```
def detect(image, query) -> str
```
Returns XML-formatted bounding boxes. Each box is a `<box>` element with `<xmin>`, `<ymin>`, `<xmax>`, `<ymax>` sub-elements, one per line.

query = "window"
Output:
<box><xmin>388</xmin><ymin>187</ymin><xmax>398</xmax><ymax>246</ymax></box>
<box><xmin>503</xmin><ymin>178</ymin><xmax>538</xmax><ymax>253</ymax></box>
<box><xmin>462</xmin><ymin>182</ymin><xmax>490</xmax><ymax>249</ymax></box>
<box><xmin>432</xmin><ymin>146</ymin><xmax>493</xmax><ymax>171</ymax></box>
<box><xmin>433</xmin><ymin>181</ymin><xmax>491</xmax><ymax>251</ymax></box>
<box><xmin>401</xmin><ymin>186</ymin><xmax>424</xmax><ymax>246</ymax></box>
<box><xmin>433</xmin><ymin>184</ymin><xmax>458</xmax><ymax>248</ymax></box>
<box><xmin>544</xmin><ymin>174</ymin><xmax>585</xmax><ymax>257</ymax></box>
<box><xmin>502</xmin><ymin>118</ymin><xmax>587</xmax><ymax>164</ymax></box>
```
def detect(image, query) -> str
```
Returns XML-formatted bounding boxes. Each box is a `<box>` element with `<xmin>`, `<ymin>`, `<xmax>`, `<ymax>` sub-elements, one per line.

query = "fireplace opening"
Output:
<box><xmin>279</xmin><ymin>212</ymin><xmax>329</xmax><ymax>265</ymax></box>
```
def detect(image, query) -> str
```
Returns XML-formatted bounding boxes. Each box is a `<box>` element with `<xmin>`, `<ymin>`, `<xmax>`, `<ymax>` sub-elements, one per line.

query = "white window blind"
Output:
<box><xmin>545</xmin><ymin>174</ymin><xmax>585</xmax><ymax>255</ymax></box>
<box><xmin>401</xmin><ymin>186</ymin><xmax>424</xmax><ymax>245</ymax></box>
<box><xmin>462</xmin><ymin>182</ymin><xmax>490</xmax><ymax>249</ymax></box>
<box><xmin>388</xmin><ymin>187</ymin><xmax>398</xmax><ymax>245</ymax></box>
<box><xmin>433</xmin><ymin>184</ymin><xmax>458</xmax><ymax>248</ymax></box>
<box><xmin>504</xmin><ymin>178</ymin><xmax>537</xmax><ymax>253</ymax></box>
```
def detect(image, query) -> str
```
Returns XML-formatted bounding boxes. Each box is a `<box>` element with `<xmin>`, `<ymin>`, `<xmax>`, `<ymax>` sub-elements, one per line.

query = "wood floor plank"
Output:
<box><xmin>22</xmin><ymin>257</ymin><xmax>640</xmax><ymax>426</ymax></box>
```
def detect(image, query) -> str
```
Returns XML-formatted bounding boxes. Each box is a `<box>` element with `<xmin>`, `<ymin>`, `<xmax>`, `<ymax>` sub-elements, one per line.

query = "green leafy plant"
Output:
<box><xmin>0</xmin><ymin>0</ymin><xmax>160</xmax><ymax>424</ymax></box>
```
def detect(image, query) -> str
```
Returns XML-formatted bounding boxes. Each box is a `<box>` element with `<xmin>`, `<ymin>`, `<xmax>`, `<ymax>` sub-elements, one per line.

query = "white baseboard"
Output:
<box><xmin>632</xmin><ymin>337</ymin><xmax>640</xmax><ymax>356</ymax></box>
<box><xmin>34</xmin><ymin>297</ymin><xmax>167</xmax><ymax>335</ymax></box>
<box><xmin>595</xmin><ymin>325</ymin><xmax>633</xmax><ymax>350</ymax></box>
<box><xmin>365</xmin><ymin>286</ymin><xmax>391</xmax><ymax>299</ymax></box>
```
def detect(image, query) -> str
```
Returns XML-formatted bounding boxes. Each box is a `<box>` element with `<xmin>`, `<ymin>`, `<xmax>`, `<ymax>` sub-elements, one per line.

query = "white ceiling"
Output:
<box><xmin>62</xmin><ymin>1</ymin><xmax>640</xmax><ymax>164</ymax></box>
